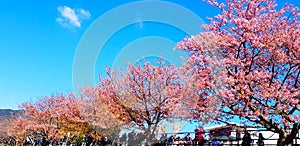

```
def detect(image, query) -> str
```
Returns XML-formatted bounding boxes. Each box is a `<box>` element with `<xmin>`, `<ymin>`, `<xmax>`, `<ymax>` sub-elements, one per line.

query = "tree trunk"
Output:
<box><xmin>277</xmin><ymin>139</ymin><xmax>286</xmax><ymax>146</ymax></box>
<box><xmin>144</xmin><ymin>128</ymin><xmax>158</xmax><ymax>146</ymax></box>
<box><xmin>277</xmin><ymin>133</ymin><xmax>296</xmax><ymax>146</ymax></box>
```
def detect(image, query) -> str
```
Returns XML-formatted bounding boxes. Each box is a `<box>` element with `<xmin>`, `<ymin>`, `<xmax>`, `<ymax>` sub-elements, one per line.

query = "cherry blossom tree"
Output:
<box><xmin>79</xmin><ymin>87</ymin><xmax>122</xmax><ymax>138</ymax></box>
<box><xmin>8</xmin><ymin>92</ymin><xmax>124</xmax><ymax>145</ymax></box>
<box><xmin>8</xmin><ymin>117</ymin><xmax>37</xmax><ymax>146</ymax></box>
<box><xmin>94</xmin><ymin>61</ymin><xmax>183</xmax><ymax>144</ymax></box>
<box><xmin>0</xmin><ymin>116</ymin><xmax>18</xmax><ymax>145</ymax></box>
<box><xmin>176</xmin><ymin>0</ymin><xmax>299</xmax><ymax>145</ymax></box>
<box><xmin>9</xmin><ymin>93</ymin><xmax>91</xmax><ymax>145</ymax></box>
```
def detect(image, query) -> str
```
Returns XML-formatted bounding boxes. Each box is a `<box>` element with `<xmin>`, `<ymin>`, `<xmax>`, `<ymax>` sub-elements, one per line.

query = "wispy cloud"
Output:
<box><xmin>56</xmin><ymin>6</ymin><xmax>91</xmax><ymax>28</ymax></box>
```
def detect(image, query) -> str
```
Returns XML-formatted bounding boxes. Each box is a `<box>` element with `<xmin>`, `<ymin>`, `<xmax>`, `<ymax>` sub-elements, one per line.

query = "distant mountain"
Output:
<box><xmin>0</xmin><ymin>109</ymin><xmax>24</xmax><ymax>118</ymax></box>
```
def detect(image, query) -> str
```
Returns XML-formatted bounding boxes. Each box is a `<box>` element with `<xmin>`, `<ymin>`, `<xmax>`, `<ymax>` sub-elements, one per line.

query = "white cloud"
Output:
<box><xmin>78</xmin><ymin>8</ymin><xmax>91</xmax><ymax>20</ymax></box>
<box><xmin>56</xmin><ymin>6</ymin><xmax>91</xmax><ymax>28</ymax></box>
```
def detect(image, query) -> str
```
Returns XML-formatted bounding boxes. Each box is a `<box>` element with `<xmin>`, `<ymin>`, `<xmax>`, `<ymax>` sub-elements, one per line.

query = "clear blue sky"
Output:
<box><xmin>0</xmin><ymin>0</ymin><xmax>298</xmax><ymax>112</ymax></box>
<box><xmin>0</xmin><ymin>0</ymin><xmax>209</xmax><ymax>110</ymax></box>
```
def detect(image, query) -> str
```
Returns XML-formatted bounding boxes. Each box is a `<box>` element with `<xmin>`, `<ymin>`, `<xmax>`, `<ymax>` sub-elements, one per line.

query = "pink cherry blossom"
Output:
<box><xmin>176</xmin><ymin>0</ymin><xmax>299</xmax><ymax>145</ymax></box>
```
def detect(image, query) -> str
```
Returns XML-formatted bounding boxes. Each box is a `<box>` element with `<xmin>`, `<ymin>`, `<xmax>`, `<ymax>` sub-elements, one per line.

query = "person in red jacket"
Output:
<box><xmin>194</xmin><ymin>126</ymin><xmax>205</xmax><ymax>146</ymax></box>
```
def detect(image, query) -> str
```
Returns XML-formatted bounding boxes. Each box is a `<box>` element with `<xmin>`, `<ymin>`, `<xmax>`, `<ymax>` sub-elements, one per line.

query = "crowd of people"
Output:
<box><xmin>21</xmin><ymin>134</ymin><xmax>114</xmax><ymax>146</ymax></box>
<box><xmin>125</xmin><ymin>128</ymin><xmax>266</xmax><ymax>146</ymax></box>
<box><xmin>241</xmin><ymin>131</ymin><xmax>265</xmax><ymax>146</ymax></box>
<box><xmin>160</xmin><ymin>129</ymin><xmax>266</xmax><ymax>146</ymax></box>
<box><xmin>116</xmin><ymin>127</ymin><xmax>207</xmax><ymax>146</ymax></box>
<box><xmin>160</xmin><ymin>127</ymin><xmax>207</xmax><ymax>146</ymax></box>
<box><xmin>18</xmin><ymin>127</ymin><xmax>267</xmax><ymax>146</ymax></box>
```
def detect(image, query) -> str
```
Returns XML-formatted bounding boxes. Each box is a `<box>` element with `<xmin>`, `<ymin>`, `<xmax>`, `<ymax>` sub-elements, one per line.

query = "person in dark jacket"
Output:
<box><xmin>256</xmin><ymin>133</ymin><xmax>265</xmax><ymax>146</ymax></box>
<box><xmin>184</xmin><ymin>133</ymin><xmax>192</xmax><ymax>145</ymax></box>
<box><xmin>167</xmin><ymin>135</ymin><xmax>174</xmax><ymax>146</ymax></box>
<box><xmin>242</xmin><ymin>130</ymin><xmax>252</xmax><ymax>146</ymax></box>
<box><xmin>99</xmin><ymin>137</ymin><xmax>112</xmax><ymax>146</ymax></box>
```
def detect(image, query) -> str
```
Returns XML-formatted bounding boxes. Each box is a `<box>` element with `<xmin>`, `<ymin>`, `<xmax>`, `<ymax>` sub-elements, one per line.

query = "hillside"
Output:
<box><xmin>0</xmin><ymin>109</ymin><xmax>23</xmax><ymax>118</ymax></box>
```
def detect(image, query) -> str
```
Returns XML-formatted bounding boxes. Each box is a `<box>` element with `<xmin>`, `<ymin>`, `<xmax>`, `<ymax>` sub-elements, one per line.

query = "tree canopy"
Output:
<box><xmin>176</xmin><ymin>0</ymin><xmax>299</xmax><ymax>145</ymax></box>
